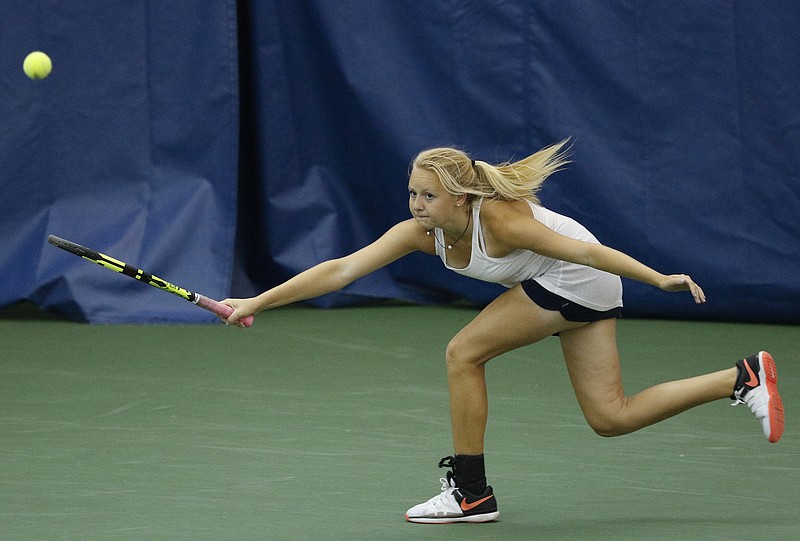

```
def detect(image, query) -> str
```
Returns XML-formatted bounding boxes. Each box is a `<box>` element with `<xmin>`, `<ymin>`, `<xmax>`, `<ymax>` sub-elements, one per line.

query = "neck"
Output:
<box><xmin>440</xmin><ymin>209</ymin><xmax>471</xmax><ymax>250</ymax></box>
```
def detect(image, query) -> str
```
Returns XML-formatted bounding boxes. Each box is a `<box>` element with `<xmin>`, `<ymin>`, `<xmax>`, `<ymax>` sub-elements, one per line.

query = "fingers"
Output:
<box><xmin>226</xmin><ymin>311</ymin><xmax>246</xmax><ymax>328</ymax></box>
<box><xmin>678</xmin><ymin>275</ymin><xmax>706</xmax><ymax>304</ymax></box>
<box><xmin>691</xmin><ymin>281</ymin><xmax>706</xmax><ymax>304</ymax></box>
<box><xmin>220</xmin><ymin>299</ymin><xmax>247</xmax><ymax>328</ymax></box>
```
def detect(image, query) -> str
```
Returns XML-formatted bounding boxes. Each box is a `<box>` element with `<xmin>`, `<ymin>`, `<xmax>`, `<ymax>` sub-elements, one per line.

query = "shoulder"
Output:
<box><xmin>383</xmin><ymin>218</ymin><xmax>436</xmax><ymax>255</ymax></box>
<box><xmin>480</xmin><ymin>199</ymin><xmax>538</xmax><ymax>236</ymax></box>
<box><xmin>479</xmin><ymin>198</ymin><xmax>552</xmax><ymax>253</ymax></box>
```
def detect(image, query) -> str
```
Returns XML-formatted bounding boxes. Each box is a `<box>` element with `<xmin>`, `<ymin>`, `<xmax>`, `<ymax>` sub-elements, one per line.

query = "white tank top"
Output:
<box><xmin>434</xmin><ymin>198</ymin><xmax>623</xmax><ymax>311</ymax></box>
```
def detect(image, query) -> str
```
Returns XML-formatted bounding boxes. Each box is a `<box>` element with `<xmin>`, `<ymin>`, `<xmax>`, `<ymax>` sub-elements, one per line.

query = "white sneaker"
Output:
<box><xmin>731</xmin><ymin>351</ymin><xmax>784</xmax><ymax>443</ymax></box>
<box><xmin>405</xmin><ymin>470</ymin><xmax>499</xmax><ymax>524</ymax></box>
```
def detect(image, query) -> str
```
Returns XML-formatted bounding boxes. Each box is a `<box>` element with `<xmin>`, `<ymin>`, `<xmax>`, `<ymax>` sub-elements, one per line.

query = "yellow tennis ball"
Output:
<box><xmin>23</xmin><ymin>51</ymin><xmax>52</xmax><ymax>80</ymax></box>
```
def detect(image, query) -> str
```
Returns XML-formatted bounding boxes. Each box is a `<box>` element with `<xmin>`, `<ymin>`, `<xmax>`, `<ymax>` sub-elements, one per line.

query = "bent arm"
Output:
<box><xmin>224</xmin><ymin>219</ymin><xmax>427</xmax><ymax>322</ymax></box>
<box><xmin>490</xmin><ymin>204</ymin><xmax>706</xmax><ymax>303</ymax></box>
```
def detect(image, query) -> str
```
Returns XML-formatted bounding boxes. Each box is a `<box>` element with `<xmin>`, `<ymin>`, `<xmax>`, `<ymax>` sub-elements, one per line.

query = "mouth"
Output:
<box><xmin>414</xmin><ymin>215</ymin><xmax>435</xmax><ymax>228</ymax></box>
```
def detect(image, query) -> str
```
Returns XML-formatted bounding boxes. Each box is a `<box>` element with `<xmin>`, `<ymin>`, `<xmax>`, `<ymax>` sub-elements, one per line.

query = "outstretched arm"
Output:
<box><xmin>580</xmin><ymin>243</ymin><xmax>706</xmax><ymax>303</ymax></box>
<box><xmin>487</xmin><ymin>201</ymin><xmax>707</xmax><ymax>304</ymax></box>
<box><xmin>223</xmin><ymin>219</ymin><xmax>428</xmax><ymax>324</ymax></box>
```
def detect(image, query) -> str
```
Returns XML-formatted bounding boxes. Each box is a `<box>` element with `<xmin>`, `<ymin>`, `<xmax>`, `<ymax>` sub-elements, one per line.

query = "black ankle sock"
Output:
<box><xmin>454</xmin><ymin>454</ymin><xmax>487</xmax><ymax>494</ymax></box>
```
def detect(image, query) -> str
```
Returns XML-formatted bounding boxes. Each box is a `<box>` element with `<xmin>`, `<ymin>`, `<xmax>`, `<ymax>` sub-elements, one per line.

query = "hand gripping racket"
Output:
<box><xmin>48</xmin><ymin>235</ymin><xmax>253</xmax><ymax>327</ymax></box>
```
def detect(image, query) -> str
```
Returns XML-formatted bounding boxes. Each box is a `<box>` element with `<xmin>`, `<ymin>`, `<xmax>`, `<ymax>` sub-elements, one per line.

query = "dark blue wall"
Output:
<box><xmin>1</xmin><ymin>1</ymin><xmax>240</xmax><ymax>322</ymax></box>
<box><xmin>234</xmin><ymin>0</ymin><xmax>800</xmax><ymax>323</ymax></box>
<box><xmin>2</xmin><ymin>1</ymin><xmax>798</xmax><ymax>323</ymax></box>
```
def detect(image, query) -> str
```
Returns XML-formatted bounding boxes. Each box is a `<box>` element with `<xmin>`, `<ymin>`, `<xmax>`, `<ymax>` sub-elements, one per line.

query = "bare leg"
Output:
<box><xmin>558</xmin><ymin>318</ymin><xmax>737</xmax><ymax>436</ymax></box>
<box><xmin>445</xmin><ymin>284</ymin><xmax>739</xmax><ymax>451</ymax></box>
<box><xmin>408</xmin><ymin>284</ymin><xmax>743</xmax><ymax>523</ymax></box>
<box><xmin>445</xmin><ymin>285</ymin><xmax>584</xmax><ymax>453</ymax></box>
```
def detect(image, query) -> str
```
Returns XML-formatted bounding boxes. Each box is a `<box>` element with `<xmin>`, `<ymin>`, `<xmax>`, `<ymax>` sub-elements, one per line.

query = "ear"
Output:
<box><xmin>455</xmin><ymin>193</ymin><xmax>469</xmax><ymax>207</ymax></box>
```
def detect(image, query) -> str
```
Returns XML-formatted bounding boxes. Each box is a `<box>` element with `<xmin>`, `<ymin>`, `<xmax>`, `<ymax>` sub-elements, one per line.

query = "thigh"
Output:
<box><xmin>558</xmin><ymin>318</ymin><xmax>624</xmax><ymax>415</ymax></box>
<box><xmin>450</xmin><ymin>284</ymin><xmax>587</xmax><ymax>364</ymax></box>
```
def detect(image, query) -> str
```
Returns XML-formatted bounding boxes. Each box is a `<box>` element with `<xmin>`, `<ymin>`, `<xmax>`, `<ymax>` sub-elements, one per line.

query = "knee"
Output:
<box><xmin>589</xmin><ymin>422</ymin><xmax>627</xmax><ymax>438</ymax></box>
<box><xmin>445</xmin><ymin>336</ymin><xmax>486</xmax><ymax>374</ymax></box>
<box><xmin>585</xmin><ymin>412</ymin><xmax>634</xmax><ymax>438</ymax></box>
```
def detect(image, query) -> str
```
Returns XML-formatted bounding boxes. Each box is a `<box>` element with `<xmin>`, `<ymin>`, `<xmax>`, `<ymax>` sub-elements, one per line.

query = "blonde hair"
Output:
<box><xmin>412</xmin><ymin>139</ymin><xmax>570</xmax><ymax>204</ymax></box>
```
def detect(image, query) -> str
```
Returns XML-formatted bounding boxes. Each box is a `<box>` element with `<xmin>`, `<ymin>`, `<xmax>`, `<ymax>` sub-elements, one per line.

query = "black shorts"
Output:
<box><xmin>521</xmin><ymin>280</ymin><xmax>622</xmax><ymax>323</ymax></box>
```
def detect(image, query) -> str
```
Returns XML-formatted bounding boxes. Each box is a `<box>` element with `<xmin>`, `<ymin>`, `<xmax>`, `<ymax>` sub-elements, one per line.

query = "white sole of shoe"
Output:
<box><xmin>406</xmin><ymin>511</ymin><xmax>500</xmax><ymax>524</ymax></box>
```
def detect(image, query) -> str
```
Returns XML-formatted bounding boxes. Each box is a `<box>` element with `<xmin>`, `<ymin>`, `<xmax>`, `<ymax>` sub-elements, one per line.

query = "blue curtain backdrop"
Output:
<box><xmin>0</xmin><ymin>1</ymin><xmax>240</xmax><ymax>323</ymax></box>
<box><xmin>233</xmin><ymin>0</ymin><xmax>800</xmax><ymax>323</ymax></box>
<box><xmin>2</xmin><ymin>1</ymin><xmax>798</xmax><ymax>323</ymax></box>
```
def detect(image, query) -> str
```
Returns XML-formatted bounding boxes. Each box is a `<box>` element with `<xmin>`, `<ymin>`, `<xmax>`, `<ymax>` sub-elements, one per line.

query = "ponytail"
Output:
<box><xmin>413</xmin><ymin>139</ymin><xmax>570</xmax><ymax>204</ymax></box>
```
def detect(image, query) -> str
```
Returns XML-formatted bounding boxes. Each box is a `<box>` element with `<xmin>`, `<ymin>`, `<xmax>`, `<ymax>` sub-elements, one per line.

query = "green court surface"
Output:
<box><xmin>1</xmin><ymin>304</ymin><xmax>798</xmax><ymax>540</ymax></box>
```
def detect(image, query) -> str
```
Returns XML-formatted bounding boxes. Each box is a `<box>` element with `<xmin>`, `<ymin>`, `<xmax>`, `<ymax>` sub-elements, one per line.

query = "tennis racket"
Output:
<box><xmin>48</xmin><ymin>235</ymin><xmax>253</xmax><ymax>327</ymax></box>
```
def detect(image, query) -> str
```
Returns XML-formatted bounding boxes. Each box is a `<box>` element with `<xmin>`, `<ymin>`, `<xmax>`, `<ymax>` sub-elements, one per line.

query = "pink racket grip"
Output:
<box><xmin>195</xmin><ymin>295</ymin><xmax>254</xmax><ymax>327</ymax></box>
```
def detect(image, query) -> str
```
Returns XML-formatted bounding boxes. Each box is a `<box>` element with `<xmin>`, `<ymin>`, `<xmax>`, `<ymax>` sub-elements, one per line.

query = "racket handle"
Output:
<box><xmin>195</xmin><ymin>295</ymin><xmax>254</xmax><ymax>327</ymax></box>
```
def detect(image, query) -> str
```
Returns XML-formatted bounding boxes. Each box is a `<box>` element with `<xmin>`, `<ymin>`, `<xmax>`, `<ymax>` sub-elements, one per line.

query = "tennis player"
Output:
<box><xmin>223</xmin><ymin>140</ymin><xmax>784</xmax><ymax>524</ymax></box>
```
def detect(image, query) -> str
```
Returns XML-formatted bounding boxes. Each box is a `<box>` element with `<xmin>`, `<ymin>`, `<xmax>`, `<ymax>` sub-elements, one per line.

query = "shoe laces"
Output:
<box><xmin>439</xmin><ymin>473</ymin><xmax>457</xmax><ymax>492</ymax></box>
<box><xmin>730</xmin><ymin>386</ymin><xmax>747</xmax><ymax>406</ymax></box>
<box><xmin>437</xmin><ymin>456</ymin><xmax>458</xmax><ymax>493</ymax></box>
<box><xmin>731</xmin><ymin>385</ymin><xmax>769</xmax><ymax>420</ymax></box>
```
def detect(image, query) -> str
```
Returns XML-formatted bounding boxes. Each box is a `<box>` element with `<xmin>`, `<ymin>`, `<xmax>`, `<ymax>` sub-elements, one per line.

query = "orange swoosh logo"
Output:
<box><xmin>744</xmin><ymin>360</ymin><xmax>759</xmax><ymax>387</ymax></box>
<box><xmin>460</xmin><ymin>494</ymin><xmax>494</xmax><ymax>512</ymax></box>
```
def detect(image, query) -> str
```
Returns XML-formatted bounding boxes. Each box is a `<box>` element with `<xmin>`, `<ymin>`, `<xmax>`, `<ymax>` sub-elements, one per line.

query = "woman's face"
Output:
<box><xmin>408</xmin><ymin>167</ymin><xmax>463</xmax><ymax>230</ymax></box>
